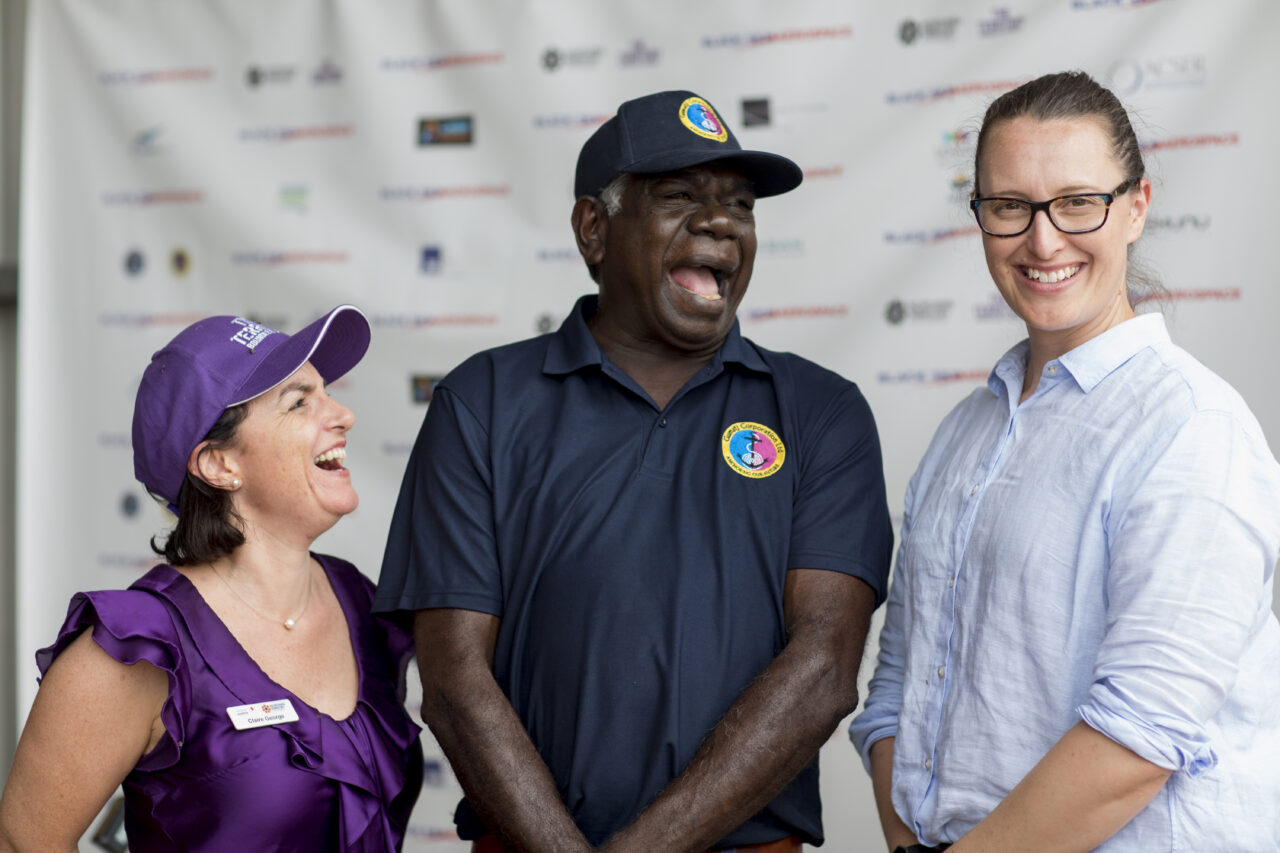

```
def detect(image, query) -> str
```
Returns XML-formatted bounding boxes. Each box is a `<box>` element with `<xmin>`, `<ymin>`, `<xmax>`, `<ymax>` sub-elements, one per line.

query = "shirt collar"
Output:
<box><xmin>543</xmin><ymin>294</ymin><xmax>769</xmax><ymax>376</ymax></box>
<box><xmin>987</xmin><ymin>313</ymin><xmax>1170</xmax><ymax>397</ymax></box>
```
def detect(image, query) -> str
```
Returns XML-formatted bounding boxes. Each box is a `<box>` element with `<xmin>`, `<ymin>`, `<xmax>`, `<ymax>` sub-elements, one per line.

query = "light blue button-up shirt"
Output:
<box><xmin>850</xmin><ymin>314</ymin><xmax>1280</xmax><ymax>850</ymax></box>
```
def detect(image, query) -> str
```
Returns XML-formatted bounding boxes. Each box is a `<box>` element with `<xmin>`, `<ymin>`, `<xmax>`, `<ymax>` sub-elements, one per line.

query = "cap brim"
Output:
<box><xmin>231</xmin><ymin>304</ymin><xmax>371</xmax><ymax>406</ymax></box>
<box><xmin>623</xmin><ymin>149</ymin><xmax>804</xmax><ymax>198</ymax></box>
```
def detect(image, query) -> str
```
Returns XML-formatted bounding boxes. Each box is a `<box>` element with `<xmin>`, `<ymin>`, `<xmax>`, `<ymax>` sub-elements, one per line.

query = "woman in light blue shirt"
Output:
<box><xmin>850</xmin><ymin>70</ymin><xmax>1280</xmax><ymax>852</ymax></box>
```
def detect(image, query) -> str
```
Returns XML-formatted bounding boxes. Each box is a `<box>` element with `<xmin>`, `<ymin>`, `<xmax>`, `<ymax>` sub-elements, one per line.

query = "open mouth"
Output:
<box><xmin>670</xmin><ymin>264</ymin><xmax>727</xmax><ymax>301</ymax></box>
<box><xmin>314</xmin><ymin>447</ymin><xmax>346</xmax><ymax>471</ymax></box>
<box><xmin>1022</xmin><ymin>264</ymin><xmax>1080</xmax><ymax>284</ymax></box>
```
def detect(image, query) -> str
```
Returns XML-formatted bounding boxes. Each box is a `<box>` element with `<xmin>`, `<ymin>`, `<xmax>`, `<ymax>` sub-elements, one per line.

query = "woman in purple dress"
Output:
<box><xmin>0</xmin><ymin>305</ymin><xmax>423</xmax><ymax>851</ymax></box>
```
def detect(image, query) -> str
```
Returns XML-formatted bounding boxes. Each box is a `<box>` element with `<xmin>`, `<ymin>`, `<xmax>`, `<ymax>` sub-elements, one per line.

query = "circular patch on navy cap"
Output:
<box><xmin>679</xmin><ymin>96</ymin><xmax>729</xmax><ymax>142</ymax></box>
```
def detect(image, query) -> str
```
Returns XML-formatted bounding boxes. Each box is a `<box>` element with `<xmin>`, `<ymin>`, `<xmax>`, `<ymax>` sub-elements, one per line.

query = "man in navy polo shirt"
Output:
<box><xmin>375</xmin><ymin>90</ymin><xmax>893</xmax><ymax>852</ymax></box>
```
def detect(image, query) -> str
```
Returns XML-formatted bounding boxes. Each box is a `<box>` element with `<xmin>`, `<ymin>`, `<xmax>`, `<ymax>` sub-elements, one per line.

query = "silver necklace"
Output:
<box><xmin>210</xmin><ymin>565</ymin><xmax>313</xmax><ymax>630</ymax></box>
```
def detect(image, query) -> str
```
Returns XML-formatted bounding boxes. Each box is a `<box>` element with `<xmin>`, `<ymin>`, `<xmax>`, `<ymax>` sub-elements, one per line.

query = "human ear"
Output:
<box><xmin>188</xmin><ymin>441</ymin><xmax>240</xmax><ymax>491</ymax></box>
<box><xmin>1126</xmin><ymin>177</ymin><xmax>1152</xmax><ymax>244</ymax></box>
<box><xmin>571</xmin><ymin>196</ymin><xmax>608</xmax><ymax>267</ymax></box>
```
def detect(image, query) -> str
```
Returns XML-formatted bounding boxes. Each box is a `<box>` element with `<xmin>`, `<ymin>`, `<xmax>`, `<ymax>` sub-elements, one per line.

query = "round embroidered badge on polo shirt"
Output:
<box><xmin>679</xmin><ymin>96</ymin><xmax>729</xmax><ymax>142</ymax></box>
<box><xmin>721</xmin><ymin>422</ymin><xmax>786</xmax><ymax>478</ymax></box>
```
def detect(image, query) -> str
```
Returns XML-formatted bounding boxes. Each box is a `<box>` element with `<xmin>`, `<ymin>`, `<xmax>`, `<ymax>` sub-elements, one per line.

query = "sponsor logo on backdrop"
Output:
<box><xmin>124</xmin><ymin>249</ymin><xmax>145</xmax><ymax>276</ymax></box>
<box><xmin>878</xmin><ymin>368</ymin><xmax>989</xmax><ymax>386</ymax></box>
<box><xmin>98</xmin><ymin>433</ymin><xmax>130</xmax><ymax>449</ymax></box>
<box><xmin>171</xmin><ymin>248</ymin><xmax>190</xmax><ymax>276</ymax></box>
<box><xmin>883</xmin><ymin>225</ymin><xmax>980</xmax><ymax>244</ymax></box>
<box><xmin>121</xmin><ymin>493</ymin><xmax>140</xmax><ymax>519</ymax></box>
<box><xmin>974</xmin><ymin>293</ymin><xmax>1021</xmax><ymax>322</ymax></box>
<box><xmin>743</xmin><ymin>305</ymin><xmax>847</xmax><ymax>322</ymax></box>
<box><xmin>245</xmin><ymin>65</ymin><xmax>296</xmax><ymax>87</ymax></box>
<box><xmin>423</xmin><ymin>759</ymin><xmax>451</xmax><ymax>787</ymax></box>
<box><xmin>936</xmin><ymin>127</ymin><xmax>977</xmax><ymax>168</ymax></box>
<box><xmin>379</xmin><ymin>184</ymin><xmax>510</xmax><ymax>201</ymax></box>
<box><xmin>742</xmin><ymin>98</ymin><xmax>770</xmax><ymax>127</ymax></box>
<box><xmin>536</xmin><ymin>248</ymin><xmax>579</xmax><ymax>263</ymax></box>
<box><xmin>280</xmin><ymin>184</ymin><xmax>309</xmax><ymax>214</ymax></box>
<box><xmin>1141</xmin><ymin>287</ymin><xmax>1241</xmax><ymax>303</ymax></box>
<box><xmin>541</xmin><ymin>46</ymin><xmax>603</xmax><ymax>71</ymax></box>
<box><xmin>1141</xmin><ymin>132</ymin><xmax>1238</xmax><ymax>152</ymax></box>
<box><xmin>312</xmin><ymin>59</ymin><xmax>343</xmax><ymax>84</ymax></box>
<box><xmin>99</xmin><ymin>553</ymin><xmax>158</xmax><ymax>571</ymax></box>
<box><xmin>381</xmin><ymin>441</ymin><xmax>415</xmax><ymax>457</ymax></box>
<box><xmin>1145</xmin><ymin>213</ymin><xmax>1210</xmax><ymax>232</ymax></box>
<box><xmin>898</xmin><ymin>17</ymin><xmax>960</xmax><ymax>45</ymax></box>
<box><xmin>1108</xmin><ymin>54</ymin><xmax>1207</xmax><ymax>95</ymax></box>
<box><xmin>411</xmin><ymin>375</ymin><xmax>444</xmax><ymax>404</ymax></box>
<box><xmin>702</xmin><ymin>26</ymin><xmax>853</xmax><ymax>48</ymax></box>
<box><xmin>103</xmin><ymin>189</ymin><xmax>204</xmax><ymax>206</ymax></box>
<box><xmin>978</xmin><ymin>8</ymin><xmax>1025</xmax><ymax>35</ymax></box>
<box><xmin>887</xmin><ymin>77</ymin><xmax>1027</xmax><ymax>105</ymax></box>
<box><xmin>757</xmin><ymin>238</ymin><xmax>805</xmax><ymax>257</ymax></box>
<box><xmin>99</xmin><ymin>312</ymin><xmax>209</xmax><ymax>328</ymax></box>
<box><xmin>231</xmin><ymin>251</ymin><xmax>349</xmax><ymax>266</ymax></box>
<box><xmin>370</xmin><ymin>314</ymin><xmax>499</xmax><ymax>328</ymax></box>
<box><xmin>99</xmin><ymin>67</ymin><xmax>214</xmax><ymax>86</ymax></box>
<box><xmin>418</xmin><ymin>115</ymin><xmax>474</xmax><ymax>145</ymax></box>
<box><xmin>536</xmin><ymin>313</ymin><xmax>556</xmax><ymax>333</ymax></box>
<box><xmin>803</xmin><ymin>166</ymin><xmax>843</xmax><ymax>180</ymax></box>
<box><xmin>131</xmin><ymin>125</ymin><xmax>167</xmax><ymax>155</ymax></box>
<box><xmin>239</xmin><ymin>123</ymin><xmax>354</xmax><ymax>142</ymax></box>
<box><xmin>404</xmin><ymin>827</ymin><xmax>463</xmax><ymax>842</ymax></box>
<box><xmin>950</xmin><ymin>172</ymin><xmax>973</xmax><ymax>201</ymax></box>
<box><xmin>532</xmin><ymin>113</ymin><xmax>611</xmax><ymax>129</ymax></box>
<box><xmin>620</xmin><ymin>39</ymin><xmax>660</xmax><ymax>67</ymax></box>
<box><xmin>1072</xmin><ymin>0</ymin><xmax>1169</xmax><ymax>8</ymax></box>
<box><xmin>885</xmin><ymin>299</ymin><xmax>954</xmax><ymax>325</ymax></box>
<box><xmin>420</xmin><ymin>246</ymin><xmax>442</xmax><ymax>274</ymax></box>
<box><xmin>380</xmin><ymin>53</ymin><xmax>504</xmax><ymax>71</ymax></box>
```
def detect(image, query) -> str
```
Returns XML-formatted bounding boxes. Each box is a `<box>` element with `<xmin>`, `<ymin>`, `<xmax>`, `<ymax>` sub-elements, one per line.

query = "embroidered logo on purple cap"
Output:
<box><xmin>679</xmin><ymin>96</ymin><xmax>728</xmax><ymax>142</ymax></box>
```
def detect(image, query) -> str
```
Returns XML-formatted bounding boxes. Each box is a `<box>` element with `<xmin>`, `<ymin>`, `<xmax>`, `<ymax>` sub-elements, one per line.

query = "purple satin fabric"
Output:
<box><xmin>37</xmin><ymin>554</ymin><xmax>423</xmax><ymax>852</ymax></box>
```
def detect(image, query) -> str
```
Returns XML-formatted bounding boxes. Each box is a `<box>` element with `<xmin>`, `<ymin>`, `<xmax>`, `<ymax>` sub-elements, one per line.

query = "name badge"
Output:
<box><xmin>226</xmin><ymin>698</ymin><xmax>300</xmax><ymax>730</ymax></box>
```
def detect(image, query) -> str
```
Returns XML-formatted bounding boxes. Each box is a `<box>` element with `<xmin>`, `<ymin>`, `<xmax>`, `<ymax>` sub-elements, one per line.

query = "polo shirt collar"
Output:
<box><xmin>543</xmin><ymin>294</ymin><xmax>770</xmax><ymax>376</ymax></box>
<box><xmin>988</xmin><ymin>312</ymin><xmax>1170</xmax><ymax>397</ymax></box>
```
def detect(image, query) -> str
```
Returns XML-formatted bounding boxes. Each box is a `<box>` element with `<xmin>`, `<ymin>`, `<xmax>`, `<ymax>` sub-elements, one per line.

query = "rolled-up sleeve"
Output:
<box><xmin>1080</xmin><ymin>410</ymin><xmax>1280</xmax><ymax>775</ymax></box>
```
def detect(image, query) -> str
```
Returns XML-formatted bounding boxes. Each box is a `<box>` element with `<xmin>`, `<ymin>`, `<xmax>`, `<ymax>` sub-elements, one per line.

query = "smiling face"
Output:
<box><xmin>977</xmin><ymin>116</ymin><xmax>1150</xmax><ymax>357</ymax></box>
<box><xmin>220</xmin><ymin>361</ymin><xmax>358</xmax><ymax>544</ymax></box>
<box><xmin>585</xmin><ymin>165</ymin><xmax>757</xmax><ymax>359</ymax></box>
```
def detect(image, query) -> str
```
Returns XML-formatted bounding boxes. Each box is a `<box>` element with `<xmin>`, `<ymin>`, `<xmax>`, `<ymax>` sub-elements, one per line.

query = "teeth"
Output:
<box><xmin>1025</xmin><ymin>265</ymin><xmax>1079</xmax><ymax>283</ymax></box>
<box><xmin>696</xmin><ymin>292</ymin><xmax>723</xmax><ymax>301</ymax></box>
<box><xmin>314</xmin><ymin>447</ymin><xmax>346</xmax><ymax>465</ymax></box>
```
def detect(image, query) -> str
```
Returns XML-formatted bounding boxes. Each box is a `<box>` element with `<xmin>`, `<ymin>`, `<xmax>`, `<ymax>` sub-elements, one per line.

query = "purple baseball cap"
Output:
<box><xmin>132</xmin><ymin>304</ymin><xmax>371</xmax><ymax>511</ymax></box>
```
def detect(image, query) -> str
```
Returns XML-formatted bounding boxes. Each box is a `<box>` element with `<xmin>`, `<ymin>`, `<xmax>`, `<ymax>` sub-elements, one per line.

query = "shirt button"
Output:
<box><xmin>970</xmin><ymin>484</ymin><xmax>979</xmax><ymax>496</ymax></box>
<box><xmin>937</xmin><ymin>666</ymin><xmax>945</xmax><ymax>678</ymax></box>
<box><xmin>924</xmin><ymin>758</ymin><xmax>932</xmax><ymax>771</ymax></box>
<box><xmin>948</xmin><ymin>575</ymin><xmax>956</xmax><ymax>588</ymax></box>
<box><xmin>658</xmin><ymin>418</ymin><xmax>668</xmax><ymax>428</ymax></box>
<box><xmin>1047</xmin><ymin>364</ymin><xmax>1058</xmax><ymax>376</ymax></box>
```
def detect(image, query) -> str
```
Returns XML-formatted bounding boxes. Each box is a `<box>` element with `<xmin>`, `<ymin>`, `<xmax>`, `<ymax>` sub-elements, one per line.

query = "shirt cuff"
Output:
<box><xmin>1077</xmin><ymin>691</ymin><xmax>1217</xmax><ymax>777</ymax></box>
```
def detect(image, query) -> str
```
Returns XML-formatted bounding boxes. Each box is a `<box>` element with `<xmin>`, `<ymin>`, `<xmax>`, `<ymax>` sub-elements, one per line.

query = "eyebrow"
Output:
<box><xmin>275</xmin><ymin>379</ymin><xmax>316</xmax><ymax>400</ymax></box>
<box><xmin>984</xmin><ymin>184</ymin><xmax>1111</xmax><ymax>198</ymax></box>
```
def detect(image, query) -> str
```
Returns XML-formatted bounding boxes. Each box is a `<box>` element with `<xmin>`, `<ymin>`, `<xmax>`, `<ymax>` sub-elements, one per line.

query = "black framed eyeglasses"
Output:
<box><xmin>969</xmin><ymin>177</ymin><xmax>1140</xmax><ymax>237</ymax></box>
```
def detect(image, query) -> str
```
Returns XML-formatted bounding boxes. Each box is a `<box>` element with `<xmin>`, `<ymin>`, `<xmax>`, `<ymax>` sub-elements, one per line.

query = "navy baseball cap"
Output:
<box><xmin>132</xmin><ymin>304</ymin><xmax>370</xmax><ymax>511</ymax></box>
<box><xmin>574</xmin><ymin>90</ymin><xmax>803</xmax><ymax>199</ymax></box>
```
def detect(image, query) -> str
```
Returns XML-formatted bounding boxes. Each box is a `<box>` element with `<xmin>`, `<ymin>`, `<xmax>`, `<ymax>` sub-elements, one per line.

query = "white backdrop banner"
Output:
<box><xmin>17</xmin><ymin>1</ymin><xmax>1280</xmax><ymax>849</ymax></box>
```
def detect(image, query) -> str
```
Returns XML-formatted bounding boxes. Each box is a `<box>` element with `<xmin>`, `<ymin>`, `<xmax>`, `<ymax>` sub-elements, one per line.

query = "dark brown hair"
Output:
<box><xmin>151</xmin><ymin>403</ymin><xmax>248</xmax><ymax>566</ymax></box>
<box><xmin>974</xmin><ymin>70</ymin><xmax>1162</xmax><ymax>305</ymax></box>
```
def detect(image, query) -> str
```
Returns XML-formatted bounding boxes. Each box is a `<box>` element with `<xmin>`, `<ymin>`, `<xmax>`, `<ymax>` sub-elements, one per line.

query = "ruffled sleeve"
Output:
<box><xmin>35</xmin><ymin>578</ymin><xmax>189</xmax><ymax>773</ymax></box>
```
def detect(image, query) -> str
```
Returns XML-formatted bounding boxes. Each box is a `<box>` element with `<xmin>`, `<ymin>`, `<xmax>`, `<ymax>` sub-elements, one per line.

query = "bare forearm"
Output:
<box><xmin>869</xmin><ymin>737</ymin><xmax>919</xmax><ymax>850</ymax></box>
<box><xmin>416</xmin><ymin>610</ymin><xmax>590</xmax><ymax>853</ymax></box>
<box><xmin>423</xmin><ymin>672</ymin><xmax>591</xmax><ymax>852</ymax></box>
<box><xmin>603</xmin><ymin>573</ymin><xmax>876</xmax><ymax>853</ymax></box>
<box><xmin>949</xmin><ymin>722</ymin><xmax>1171</xmax><ymax>853</ymax></box>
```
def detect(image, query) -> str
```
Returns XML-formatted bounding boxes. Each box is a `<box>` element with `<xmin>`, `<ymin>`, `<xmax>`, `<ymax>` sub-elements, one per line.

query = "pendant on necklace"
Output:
<box><xmin>284</xmin><ymin>618</ymin><xmax>296</xmax><ymax>630</ymax></box>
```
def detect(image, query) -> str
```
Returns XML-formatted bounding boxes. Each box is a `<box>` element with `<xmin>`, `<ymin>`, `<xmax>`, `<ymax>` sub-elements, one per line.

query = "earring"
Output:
<box><xmin>229</xmin><ymin>478</ymin><xmax>242</xmax><ymax>490</ymax></box>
